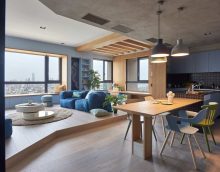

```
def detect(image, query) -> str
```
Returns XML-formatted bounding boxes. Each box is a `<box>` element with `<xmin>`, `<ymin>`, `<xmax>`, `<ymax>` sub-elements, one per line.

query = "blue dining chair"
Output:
<box><xmin>160</xmin><ymin>108</ymin><xmax>208</xmax><ymax>170</ymax></box>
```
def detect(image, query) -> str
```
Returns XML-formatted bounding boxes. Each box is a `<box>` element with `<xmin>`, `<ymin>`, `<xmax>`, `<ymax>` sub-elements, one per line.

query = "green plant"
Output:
<box><xmin>112</xmin><ymin>83</ymin><xmax>123</xmax><ymax>91</ymax></box>
<box><xmin>103</xmin><ymin>94</ymin><xmax>127</xmax><ymax>107</ymax></box>
<box><xmin>103</xmin><ymin>94</ymin><xmax>127</xmax><ymax>114</ymax></box>
<box><xmin>88</xmin><ymin>69</ymin><xmax>101</xmax><ymax>90</ymax></box>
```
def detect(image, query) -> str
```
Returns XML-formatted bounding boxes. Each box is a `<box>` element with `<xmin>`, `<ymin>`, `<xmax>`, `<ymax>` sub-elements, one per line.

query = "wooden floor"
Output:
<box><xmin>5</xmin><ymin>106</ymin><xmax>127</xmax><ymax>162</ymax></box>
<box><xmin>6</xmin><ymin>115</ymin><xmax>220</xmax><ymax>172</ymax></box>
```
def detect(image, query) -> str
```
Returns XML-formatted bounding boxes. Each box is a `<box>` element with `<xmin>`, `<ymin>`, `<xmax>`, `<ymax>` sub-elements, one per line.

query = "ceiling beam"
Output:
<box><xmin>107</xmin><ymin>44</ymin><xmax>137</xmax><ymax>51</ymax></box>
<box><xmin>116</xmin><ymin>42</ymin><xmax>145</xmax><ymax>50</ymax></box>
<box><xmin>123</xmin><ymin>39</ymin><xmax>152</xmax><ymax>49</ymax></box>
<box><xmin>76</xmin><ymin>33</ymin><xmax>128</xmax><ymax>51</ymax></box>
<box><xmin>92</xmin><ymin>50</ymin><xmax>115</xmax><ymax>56</ymax></box>
<box><xmin>97</xmin><ymin>48</ymin><xmax>124</xmax><ymax>54</ymax></box>
<box><xmin>99</xmin><ymin>46</ymin><xmax>129</xmax><ymax>53</ymax></box>
<box><xmin>94</xmin><ymin>49</ymin><xmax>119</xmax><ymax>55</ymax></box>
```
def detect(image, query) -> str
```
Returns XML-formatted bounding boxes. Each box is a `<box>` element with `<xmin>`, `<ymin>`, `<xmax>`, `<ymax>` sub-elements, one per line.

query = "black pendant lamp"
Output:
<box><xmin>151</xmin><ymin>0</ymin><xmax>169</xmax><ymax>61</ymax></box>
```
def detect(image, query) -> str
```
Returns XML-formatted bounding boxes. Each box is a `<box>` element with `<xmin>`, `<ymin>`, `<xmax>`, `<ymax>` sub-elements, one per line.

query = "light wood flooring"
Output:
<box><xmin>6</xmin><ymin>116</ymin><xmax>220</xmax><ymax>172</ymax></box>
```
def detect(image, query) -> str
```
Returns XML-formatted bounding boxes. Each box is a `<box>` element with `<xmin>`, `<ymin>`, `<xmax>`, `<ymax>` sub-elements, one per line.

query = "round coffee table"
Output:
<box><xmin>15</xmin><ymin>103</ymin><xmax>54</xmax><ymax>120</ymax></box>
<box><xmin>22</xmin><ymin>111</ymin><xmax>55</xmax><ymax>121</ymax></box>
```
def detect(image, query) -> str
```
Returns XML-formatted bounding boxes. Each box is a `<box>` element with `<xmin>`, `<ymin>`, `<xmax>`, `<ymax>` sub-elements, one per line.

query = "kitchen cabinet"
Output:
<box><xmin>168</xmin><ymin>55</ymin><xmax>194</xmax><ymax>73</ymax></box>
<box><xmin>193</xmin><ymin>52</ymin><xmax>209</xmax><ymax>73</ymax></box>
<box><xmin>168</xmin><ymin>50</ymin><xmax>220</xmax><ymax>73</ymax></box>
<box><xmin>209</xmin><ymin>50</ymin><xmax>220</xmax><ymax>72</ymax></box>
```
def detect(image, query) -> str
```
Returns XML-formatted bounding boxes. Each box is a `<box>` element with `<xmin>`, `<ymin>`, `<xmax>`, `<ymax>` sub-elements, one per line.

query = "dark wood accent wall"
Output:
<box><xmin>71</xmin><ymin>58</ymin><xmax>80</xmax><ymax>90</ymax></box>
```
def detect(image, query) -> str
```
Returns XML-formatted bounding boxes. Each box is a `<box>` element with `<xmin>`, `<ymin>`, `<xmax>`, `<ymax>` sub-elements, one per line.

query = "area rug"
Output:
<box><xmin>7</xmin><ymin>108</ymin><xmax>73</xmax><ymax>126</ymax></box>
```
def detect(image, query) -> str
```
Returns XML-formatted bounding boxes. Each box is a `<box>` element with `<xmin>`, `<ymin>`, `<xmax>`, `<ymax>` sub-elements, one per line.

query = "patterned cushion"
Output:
<box><xmin>72</xmin><ymin>91</ymin><xmax>82</xmax><ymax>98</ymax></box>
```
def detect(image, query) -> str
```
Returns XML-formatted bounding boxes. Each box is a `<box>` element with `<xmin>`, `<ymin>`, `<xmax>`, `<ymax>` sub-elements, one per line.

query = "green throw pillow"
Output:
<box><xmin>72</xmin><ymin>91</ymin><xmax>81</xmax><ymax>98</ymax></box>
<box><xmin>90</xmin><ymin>109</ymin><xmax>111</xmax><ymax>117</ymax></box>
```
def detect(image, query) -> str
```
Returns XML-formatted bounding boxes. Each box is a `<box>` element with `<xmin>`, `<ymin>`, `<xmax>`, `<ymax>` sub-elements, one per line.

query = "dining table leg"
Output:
<box><xmin>132</xmin><ymin>114</ymin><xmax>152</xmax><ymax>160</ymax></box>
<box><xmin>132</xmin><ymin>114</ymin><xmax>141</xmax><ymax>154</ymax></box>
<box><xmin>143</xmin><ymin>116</ymin><xmax>152</xmax><ymax>159</ymax></box>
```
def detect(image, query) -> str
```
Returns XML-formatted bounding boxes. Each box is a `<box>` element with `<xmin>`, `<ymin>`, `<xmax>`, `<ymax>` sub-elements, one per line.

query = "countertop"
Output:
<box><xmin>109</xmin><ymin>90</ymin><xmax>151</xmax><ymax>96</ymax></box>
<box><xmin>168</xmin><ymin>88</ymin><xmax>220</xmax><ymax>93</ymax></box>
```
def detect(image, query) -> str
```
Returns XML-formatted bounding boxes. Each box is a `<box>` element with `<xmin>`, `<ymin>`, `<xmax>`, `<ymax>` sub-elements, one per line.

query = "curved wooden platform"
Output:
<box><xmin>5</xmin><ymin>107</ymin><xmax>127</xmax><ymax>168</ymax></box>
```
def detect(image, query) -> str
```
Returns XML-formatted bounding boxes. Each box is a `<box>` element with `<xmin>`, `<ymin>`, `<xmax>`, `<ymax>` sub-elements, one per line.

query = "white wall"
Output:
<box><xmin>5</xmin><ymin>36</ymin><xmax>112</xmax><ymax>89</ymax></box>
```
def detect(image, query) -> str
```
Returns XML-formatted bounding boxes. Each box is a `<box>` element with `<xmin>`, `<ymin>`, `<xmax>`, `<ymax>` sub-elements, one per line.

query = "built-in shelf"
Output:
<box><xmin>80</xmin><ymin>59</ymin><xmax>91</xmax><ymax>90</ymax></box>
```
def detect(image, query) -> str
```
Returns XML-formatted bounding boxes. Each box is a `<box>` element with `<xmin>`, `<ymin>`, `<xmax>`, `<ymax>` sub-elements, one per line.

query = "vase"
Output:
<box><xmin>113</xmin><ymin>108</ymin><xmax>118</xmax><ymax>114</ymax></box>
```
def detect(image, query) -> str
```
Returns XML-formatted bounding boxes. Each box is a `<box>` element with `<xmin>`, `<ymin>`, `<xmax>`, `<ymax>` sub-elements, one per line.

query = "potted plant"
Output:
<box><xmin>112</xmin><ymin>83</ymin><xmax>123</xmax><ymax>91</ymax></box>
<box><xmin>88</xmin><ymin>69</ymin><xmax>101</xmax><ymax>90</ymax></box>
<box><xmin>103</xmin><ymin>94</ymin><xmax>127</xmax><ymax>114</ymax></box>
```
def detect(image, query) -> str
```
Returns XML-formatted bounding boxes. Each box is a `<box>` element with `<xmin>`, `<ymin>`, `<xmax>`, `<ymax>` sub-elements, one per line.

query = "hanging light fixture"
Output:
<box><xmin>151</xmin><ymin>0</ymin><xmax>169</xmax><ymax>60</ymax></box>
<box><xmin>171</xmin><ymin>7</ymin><xmax>189</xmax><ymax>57</ymax></box>
<box><xmin>150</xmin><ymin>56</ymin><xmax>167</xmax><ymax>63</ymax></box>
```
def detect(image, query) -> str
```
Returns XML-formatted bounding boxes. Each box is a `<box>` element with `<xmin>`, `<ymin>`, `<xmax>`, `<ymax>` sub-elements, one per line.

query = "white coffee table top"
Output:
<box><xmin>16</xmin><ymin>103</ymin><xmax>45</xmax><ymax>113</ymax></box>
<box><xmin>23</xmin><ymin>111</ymin><xmax>55</xmax><ymax>121</ymax></box>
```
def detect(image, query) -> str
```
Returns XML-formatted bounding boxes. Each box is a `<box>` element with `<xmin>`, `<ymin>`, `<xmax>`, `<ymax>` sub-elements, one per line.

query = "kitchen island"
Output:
<box><xmin>167</xmin><ymin>88</ymin><xmax>220</xmax><ymax>118</ymax></box>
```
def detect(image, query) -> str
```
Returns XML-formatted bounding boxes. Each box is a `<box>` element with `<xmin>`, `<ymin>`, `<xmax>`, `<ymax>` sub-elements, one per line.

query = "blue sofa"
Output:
<box><xmin>60</xmin><ymin>90</ymin><xmax>89</xmax><ymax>109</ymax></box>
<box><xmin>60</xmin><ymin>90</ymin><xmax>112</xmax><ymax>112</ymax></box>
<box><xmin>75</xmin><ymin>91</ymin><xmax>112</xmax><ymax>112</ymax></box>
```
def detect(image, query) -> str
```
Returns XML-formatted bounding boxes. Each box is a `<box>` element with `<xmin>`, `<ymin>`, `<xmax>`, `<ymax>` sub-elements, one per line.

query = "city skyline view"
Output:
<box><xmin>5</xmin><ymin>52</ymin><xmax>59</xmax><ymax>81</ymax></box>
<box><xmin>5</xmin><ymin>51</ymin><xmax>60</xmax><ymax>95</ymax></box>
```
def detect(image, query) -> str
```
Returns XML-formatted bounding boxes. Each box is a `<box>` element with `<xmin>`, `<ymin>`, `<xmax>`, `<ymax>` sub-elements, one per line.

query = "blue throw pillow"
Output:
<box><xmin>85</xmin><ymin>90</ymin><xmax>96</xmax><ymax>99</ymax></box>
<box><xmin>90</xmin><ymin>109</ymin><xmax>111</xmax><ymax>117</ymax></box>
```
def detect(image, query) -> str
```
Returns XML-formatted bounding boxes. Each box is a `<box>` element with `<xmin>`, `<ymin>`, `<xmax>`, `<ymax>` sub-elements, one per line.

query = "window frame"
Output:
<box><xmin>126</xmin><ymin>57</ymin><xmax>149</xmax><ymax>91</ymax></box>
<box><xmin>92</xmin><ymin>59</ymin><xmax>113</xmax><ymax>83</ymax></box>
<box><xmin>137</xmin><ymin>57</ymin><xmax>149</xmax><ymax>82</ymax></box>
<box><xmin>4</xmin><ymin>51</ymin><xmax>62</xmax><ymax>95</ymax></box>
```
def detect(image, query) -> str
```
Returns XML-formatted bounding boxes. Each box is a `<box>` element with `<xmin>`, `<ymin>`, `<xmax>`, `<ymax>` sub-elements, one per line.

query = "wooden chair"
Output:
<box><xmin>180</xmin><ymin>102</ymin><xmax>218</xmax><ymax>152</ymax></box>
<box><xmin>160</xmin><ymin>109</ymin><xmax>208</xmax><ymax>169</ymax></box>
<box><xmin>144</xmin><ymin>96</ymin><xmax>170</xmax><ymax>137</ymax></box>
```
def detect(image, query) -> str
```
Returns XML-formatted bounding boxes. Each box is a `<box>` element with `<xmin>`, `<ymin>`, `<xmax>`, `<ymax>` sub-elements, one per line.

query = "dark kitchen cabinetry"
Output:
<box><xmin>168</xmin><ymin>50</ymin><xmax>220</xmax><ymax>73</ymax></box>
<box><xmin>168</xmin><ymin>55</ymin><xmax>194</xmax><ymax>73</ymax></box>
<box><xmin>209</xmin><ymin>50</ymin><xmax>220</xmax><ymax>72</ymax></box>
<box><xmin>193</xmin><ymin>52</ymin><xmax>209</xmax><ymax>73</ymax></box>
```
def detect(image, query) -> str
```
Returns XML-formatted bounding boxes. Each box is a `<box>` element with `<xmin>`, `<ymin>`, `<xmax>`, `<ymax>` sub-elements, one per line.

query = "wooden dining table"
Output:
<box><xmin>114</xmin><ymin>98</ymin><xmax>202</xmax><ymax>160</ymax></box>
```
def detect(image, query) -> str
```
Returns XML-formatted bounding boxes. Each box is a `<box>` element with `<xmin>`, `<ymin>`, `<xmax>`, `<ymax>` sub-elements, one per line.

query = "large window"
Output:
<box><xmin>93</xmin><ymin>59</ymin><xmax>113</xmax><ymax>90</ymax></box>
<box><xmin>5</xmin><ymin>51</ymin><xmax>62</xmax><ymax>95</ymax></box>
<box><xmin>126</xmin><ymin>57</ymin><xmax>149</xmax><ymax>92</ymax></box>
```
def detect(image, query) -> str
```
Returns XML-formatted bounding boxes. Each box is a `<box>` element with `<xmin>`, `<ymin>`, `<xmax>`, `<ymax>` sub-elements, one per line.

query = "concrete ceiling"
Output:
<box><xmin>39</xmin><ymin>0</ymin><xmax>220</xmax><ymax>48</ymax></box>
<box><xmin>6</xmin><ymin>0</ymin><xmax>112</xmax><ymax>46</ymax></box>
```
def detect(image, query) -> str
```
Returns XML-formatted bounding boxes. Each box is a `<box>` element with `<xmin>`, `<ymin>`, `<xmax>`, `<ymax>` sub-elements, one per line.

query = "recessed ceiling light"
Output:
<box><xmin>40</xmin><ymin>26</ymin><xmax>46</xmax><ymax>30</ymax></box>
<box><xmin>204</xmin><ymin>32</ymin><xmax>212</xmax><ymax>36</ymax></box>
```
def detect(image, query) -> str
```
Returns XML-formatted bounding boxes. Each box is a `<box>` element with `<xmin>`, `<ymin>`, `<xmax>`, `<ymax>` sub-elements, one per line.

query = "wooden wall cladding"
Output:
<box><xmin>113</xmin><ymin>50</ymin><xmax>166</xmax><ymax>98</ymax></box>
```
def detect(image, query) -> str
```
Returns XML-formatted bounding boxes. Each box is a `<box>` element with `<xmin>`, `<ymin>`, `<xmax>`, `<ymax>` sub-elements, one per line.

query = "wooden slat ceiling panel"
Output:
<box><xmin>76</xmin><ymin>33</ymin><xmax>152</xmax><ymax>56</ymax></box>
